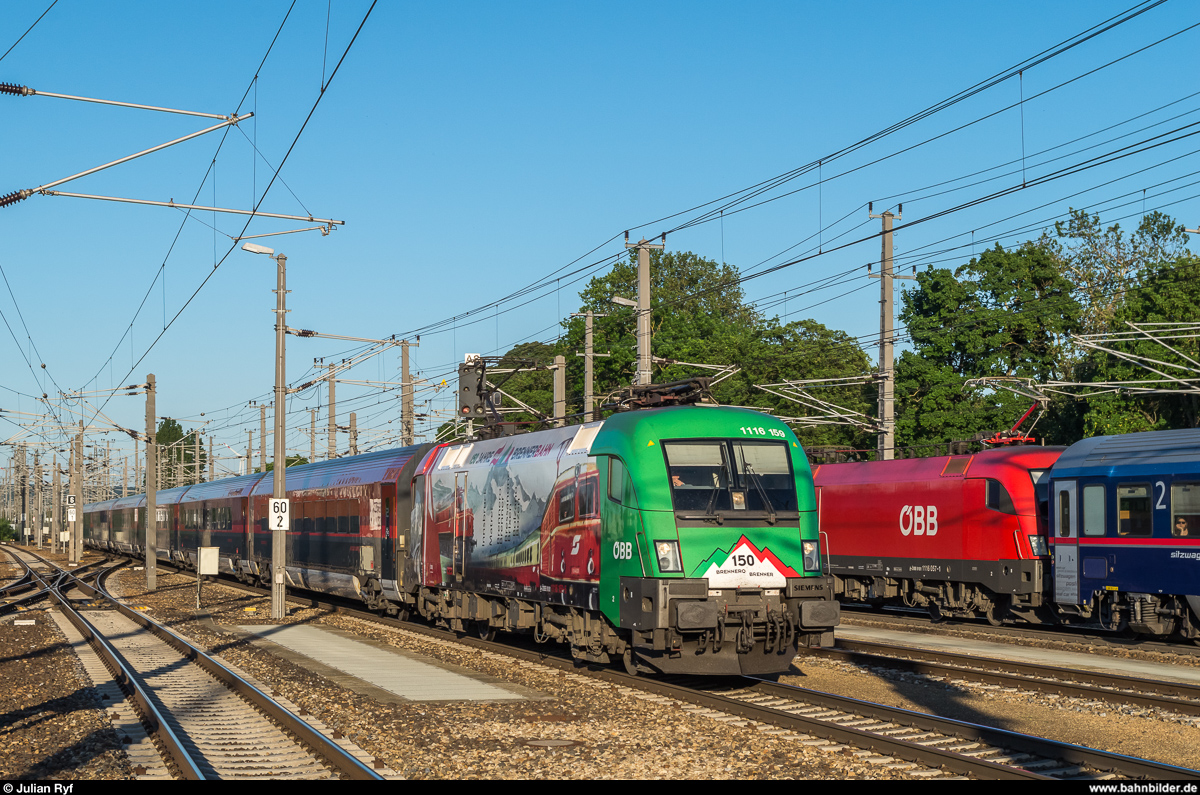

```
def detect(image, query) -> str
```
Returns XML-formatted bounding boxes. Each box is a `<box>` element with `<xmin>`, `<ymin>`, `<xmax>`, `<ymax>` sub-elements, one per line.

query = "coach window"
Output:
<box><xmin>1117</xmin><ymin>484</ymin><xmax>1152</xmax><ymax>536</ymax></box>
<box><xmin>1058</xmin><ymin>490</ymin><xmax>1071</xmax><ymax>537</ymax></box>
<box><xmin>1172</xmin><ymin>483</ymin><xmax>1200</xmax><ymax>537</ymax></box>
<box><xmin>1082</xmin><ymin>485</ymin><xmax>1106</xmax><ymax>537</ymax></box>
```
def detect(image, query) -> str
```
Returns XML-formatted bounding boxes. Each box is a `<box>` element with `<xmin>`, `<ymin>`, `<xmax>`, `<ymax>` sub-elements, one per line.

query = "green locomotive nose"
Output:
<box><xmin>591</xmin><ymin>406</ymin><xmax>838</xmax><ymax>675</ymax></box>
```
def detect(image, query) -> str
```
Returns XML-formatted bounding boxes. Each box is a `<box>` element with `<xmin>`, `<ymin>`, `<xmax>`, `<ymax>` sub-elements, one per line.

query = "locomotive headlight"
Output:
<box><xmin>802</xmin><ymin>540</ymin><xmax>820</xmax><ymax>572</ymax></box>
<box><xmin>1027</xmin><ymin>535</ymin><xmax>1049</xmax><ymax>556</ymax></box>
<box><xmin>654</xmin><ymin>540</ymin><xmax>683</xmax><ymax>573</ymax></box>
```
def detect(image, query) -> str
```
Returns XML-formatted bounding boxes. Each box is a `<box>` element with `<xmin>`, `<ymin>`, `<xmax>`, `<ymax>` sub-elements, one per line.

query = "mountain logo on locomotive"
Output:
<box><xmin>692</xmin><ymin>535</ymin><xmax>800</xmax><ymax>587</ymax></box>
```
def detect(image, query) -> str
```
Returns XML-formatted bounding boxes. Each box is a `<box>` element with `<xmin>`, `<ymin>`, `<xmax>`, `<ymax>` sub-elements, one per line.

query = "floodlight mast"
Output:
<box><xmin>242</xmin><ymin>242</ymin><xmax>288</xmax><ymax>620</ymax></box>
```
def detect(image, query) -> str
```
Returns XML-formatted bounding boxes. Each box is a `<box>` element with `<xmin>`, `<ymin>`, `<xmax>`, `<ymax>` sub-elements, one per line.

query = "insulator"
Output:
<box><xmin>0</xmin><ymin>190</ymin><xmax>28</xmax><ymax>208</ymax></box>
<box><xmin>0</xmin><ymin>82</ymin><xmax>30</xmax><ymax>96</ymax></box>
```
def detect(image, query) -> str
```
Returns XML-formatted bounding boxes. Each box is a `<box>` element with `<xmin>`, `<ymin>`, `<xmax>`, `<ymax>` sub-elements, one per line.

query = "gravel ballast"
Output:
<box><xmin>6</xmin><ymin>549</ymin><xmax>1200</xmax><ymax>779</ymax></box>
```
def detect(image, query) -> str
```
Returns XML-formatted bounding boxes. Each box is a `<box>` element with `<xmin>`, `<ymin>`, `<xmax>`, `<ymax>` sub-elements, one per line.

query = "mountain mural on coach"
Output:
<box><xmin>419</xmin><ymin>425</ymin><xmax>601</xmax><ymax>610</ymax></box>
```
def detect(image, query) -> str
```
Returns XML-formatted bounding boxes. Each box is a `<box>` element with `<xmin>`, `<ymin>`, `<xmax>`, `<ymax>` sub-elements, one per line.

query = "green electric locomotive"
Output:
<box><xmin>84</xmin><ymin>401</ymin><xmax>839</xmax><ymax>676</ymax></box>
<box><xmin>409</xmin><ymin>403</ymin><xmax>839</xmax><ymax>675</ymax></box>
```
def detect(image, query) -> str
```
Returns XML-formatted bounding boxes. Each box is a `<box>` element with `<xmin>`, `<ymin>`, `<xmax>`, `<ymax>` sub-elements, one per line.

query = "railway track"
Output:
<box><xmin>4</xmin><ymin>546</ymin><xmax>385</xmax><ymax>780</ymax></box>
<box><xmin>70</xmin><ymin>550</ymin><xmax>1200</xmax><ymax>779</ymax></box>
<box><xmin>840</xmin><ymin>605</ymin><xmax>1200</xmax><ymax>659</ymax></box>
<box><xmin>705</xmin><ymin>677</ymin><xmax>1199</xmax><ymax>780</ymax></box>
<box><xmin>347</xmin><ymin>608</ymin><xmax>1200</xmax><ymax>779</ymax></box>
<box><xmin>800</xmin><ymin>638</ymin><xmax>1200</xmax><ymax>717</ymax></box>
<box><xmin>192</xmin><ymin>572</ymin><xmax>1200</xmax><ymax>780</ymax></box>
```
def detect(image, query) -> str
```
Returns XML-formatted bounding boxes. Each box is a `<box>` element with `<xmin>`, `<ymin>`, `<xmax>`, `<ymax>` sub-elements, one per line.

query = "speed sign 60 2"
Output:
<box><xmin>269</xmin><ymin>498</ymin><xmax>290</xmax><ymax>530</ymax></box>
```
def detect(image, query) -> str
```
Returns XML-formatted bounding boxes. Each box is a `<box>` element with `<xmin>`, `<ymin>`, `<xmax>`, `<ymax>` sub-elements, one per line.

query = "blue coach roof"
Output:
<box><xmin>1053</xmin><ymin>428</ymin><xmax>1200</xmax><ymax>475</ymax></box>
<box><xmin>86</xmin><ymin>446</ymin><xmax>431</xmax><ymax>509</ymax></box>
<box><xmin>177</xmin><ymin>472</ymin><xmax>267</xmax><ymax>503</ymax></box>
<box><xmin>248</xmin><ymin>444</ymin><xmax>427</xmax><ymax>496</ymax></box>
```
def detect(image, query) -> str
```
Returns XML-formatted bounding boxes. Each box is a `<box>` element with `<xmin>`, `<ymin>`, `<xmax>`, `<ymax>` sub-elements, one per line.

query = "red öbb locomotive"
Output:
<box><xmin>814</xmin><ymin>446</ymin><xmax>1065</xmax><ymax>625</ymax></box>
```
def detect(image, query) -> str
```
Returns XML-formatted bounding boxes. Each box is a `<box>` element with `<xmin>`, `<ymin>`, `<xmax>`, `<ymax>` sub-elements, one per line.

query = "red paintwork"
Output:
<box><xmin>540</xmin><ymin>466</ymin><xmax>601</xmax><ymax>587</ymax></box>
<box><xmin>414</xmin><ymin>444</ymin><xmax>449</xmax><ymax>587</ymax></box>
<box><xmin>814</xmin><ymin>447</ymin><xmax>1065</xmax><ymax>562</ymax></box>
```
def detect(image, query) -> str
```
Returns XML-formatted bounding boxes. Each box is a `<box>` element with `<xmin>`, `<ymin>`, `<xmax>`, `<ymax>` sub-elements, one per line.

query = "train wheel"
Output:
<box><xmin>986</xmin><ymin>596</ymin><xmax>1009</xmax><ymax>627</ymax></box>
<box><xmin>928</xmin><ymin>602</ymin><xmax>942</xmax><ymax>622</ymax></box>
<box><xmin>622</xmin><ymin>648</ymin><xmax>642</xmax><ymax>677</ymax></box>
<box><xmin>475</xmin><ymin>621</ymin><xmax>496</xmax><ymax>642</ymax></box>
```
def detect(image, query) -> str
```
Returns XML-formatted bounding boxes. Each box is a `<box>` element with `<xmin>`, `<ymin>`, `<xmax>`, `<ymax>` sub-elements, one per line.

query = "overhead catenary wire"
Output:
<box><xmin>77</xmin><ymin>1</ymin><xmax>301</xmax><ymax>400</ymax></box>
<box><xmin>15</xmin><ymin>1</ymin><xmax>1195</xmax><ymax>466</ymax></box>
<box><xmin>0</xmin><ymin>0</ymin><xmax>58</xmax><ymax>64</ymax></box>
<box><xmin>79</xmin><ymin>1</ymin><xmax>379</xmax><ymax>446</ymax></box>
<box><xmin>337</xmin><ymin>2</ymin><xmax>1180</xmax><ymax>361</ymax></box>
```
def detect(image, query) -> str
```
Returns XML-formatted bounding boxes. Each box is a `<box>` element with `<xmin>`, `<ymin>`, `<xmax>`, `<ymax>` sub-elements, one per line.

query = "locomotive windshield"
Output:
<box><xmin>1029</xmin><ymin>469</ymin><xmax>1050</xmax><ymax>519</ymax></box>
<box><xmin>663</xmin><ymin>440</ymin><xmax>797</xmax><ymax>514</ymax></box>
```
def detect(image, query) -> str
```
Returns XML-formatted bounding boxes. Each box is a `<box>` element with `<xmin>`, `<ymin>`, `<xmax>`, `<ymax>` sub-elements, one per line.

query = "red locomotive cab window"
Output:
<box><xmin>985</xmin><ymin>479</ymin><xmax>1017</xmax><ymax>515</ymax></box>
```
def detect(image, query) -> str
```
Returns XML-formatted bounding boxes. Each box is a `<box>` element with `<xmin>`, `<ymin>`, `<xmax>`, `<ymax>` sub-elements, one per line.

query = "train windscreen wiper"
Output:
<box><xmin>703</xmin><ymin>445</ymin><xmax>731</xmax><ymax>524</ymax></box>
<box><xmin>744</xmin><ymin>465</ymin><xmax>776</xmax><ymax>525</ymax></box>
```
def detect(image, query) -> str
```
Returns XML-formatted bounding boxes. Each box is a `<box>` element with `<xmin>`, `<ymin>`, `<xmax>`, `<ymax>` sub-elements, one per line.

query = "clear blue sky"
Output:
<box><xmin>2</xmin><ymin>1</ymin><xmax>1197</xmax><ymax>476</ymax></box>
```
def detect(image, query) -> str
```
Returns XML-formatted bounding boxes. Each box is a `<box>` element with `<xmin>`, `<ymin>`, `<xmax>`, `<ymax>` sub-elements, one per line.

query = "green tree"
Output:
<box><xmin>155</xmin><ymin>418</ymin><xmax>207</xmax><ymax>483</ymax></box>
<box><xmin>156</xmin><ymin>417</ymin><xmax>185</xmax><ymax>447</ymax></box>
<box><xmin>0</xmin><ymin>516</ymin><xmax>15</xmax><ymax>542</ymax></box>
<box><xmin>1041</xmin><ymin>209</ymin><xmax>1192</xmax><ymax>337</ymax></box>
<box><xmin>261</xmin><ymin>456</ymin><xmax>309</xmax><ymax>472</ymax></box>
<box><xmin>722</xmin><ymin>317</ymin><xmax>874</xmax><ymax>451</ymax></box>
<box><xmin>1039</xmin><ymin>210</ymin><xmax>1200</xmax><ymax>435</ymax></box>
<box><xmin>895</xmin><ymin>241</ymin><xmax>1082</xmax><ymax>449</ymax></box>
<box><xmin>486</xmin><ymin>250</ymin><xmax>874</xmax><ymax>449</ymax></box>
<box><xmin>489</xmin><ymin>340</ymin><xmax>558</xmax><ymax>427</ymax></box>
<box><xmin>563</xmin><ymin>249</ymin><xmax>757</xmax><ymax>399</ymax></box>
<box><xmin>1076</xmin><ymin>254</ymin><xmax>1200</xmax><ymax>435</ymax></box>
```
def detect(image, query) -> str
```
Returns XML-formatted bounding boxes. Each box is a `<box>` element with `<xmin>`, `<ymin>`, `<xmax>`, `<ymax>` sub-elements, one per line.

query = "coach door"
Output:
<box><xmin>1054</xmin><ymin>480</ymin><xmax>1080</xmax><ymax>604</ymax></box>
<box><xmin>453</xmin><ymin>472</ymin><xmax>468</xmax><ymax>581</ymax></box>
<box><xmin>380</xmin><ymin>486</ymin><xmax>396</xmax><ymax>581</ymax></box>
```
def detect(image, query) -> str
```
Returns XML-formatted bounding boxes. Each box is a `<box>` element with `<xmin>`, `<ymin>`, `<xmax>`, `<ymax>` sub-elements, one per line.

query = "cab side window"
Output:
<box><xmin>985</xmin><ymin>479</ymin><xmax>1017</xmax><ymax>515</ymax></box>
<box><xmin>607</xmin><ymin>457</ymin><xmax>637</xmax><ymax>508</ymax></box>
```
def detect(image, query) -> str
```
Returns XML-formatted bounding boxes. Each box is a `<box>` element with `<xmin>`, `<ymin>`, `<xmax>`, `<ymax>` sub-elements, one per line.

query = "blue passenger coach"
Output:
<box><xmin>1049</xmin><ymin>428</ymin><xmax>1200</xmax><ymax>639</ymax></box>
